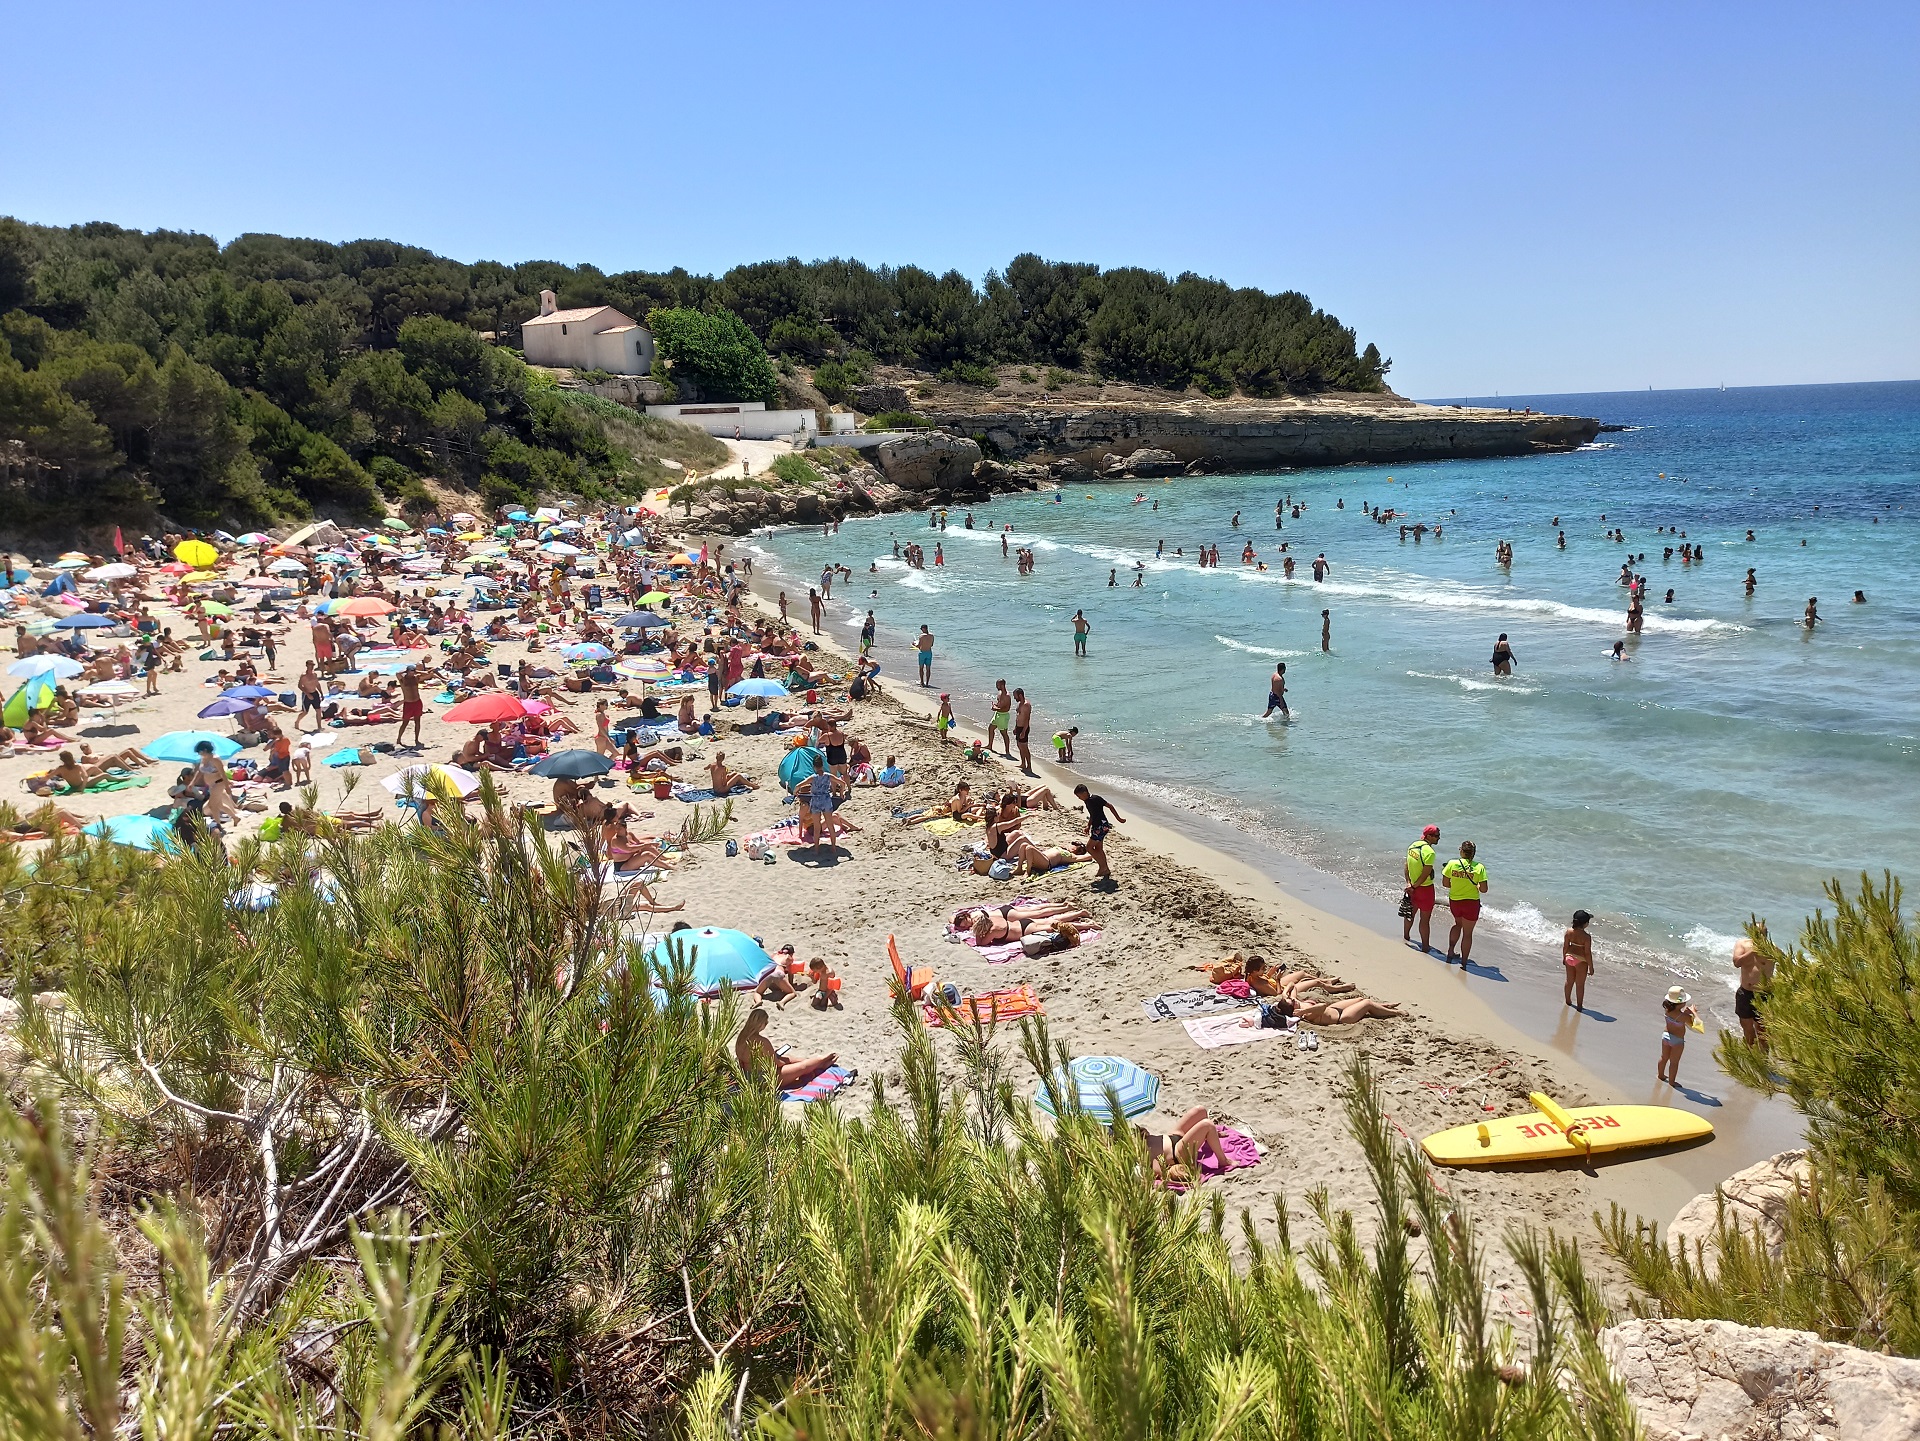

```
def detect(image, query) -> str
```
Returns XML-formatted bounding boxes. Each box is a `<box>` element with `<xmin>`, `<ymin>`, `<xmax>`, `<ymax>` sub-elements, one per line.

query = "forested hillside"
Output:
<box><xmin>0</xmin><ymin>218</ymin><xmax>1387</xmax><ymax>533</ymax></box>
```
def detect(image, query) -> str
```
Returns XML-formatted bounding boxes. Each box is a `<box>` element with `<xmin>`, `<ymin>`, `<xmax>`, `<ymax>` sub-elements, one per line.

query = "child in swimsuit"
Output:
<box><xmin>1562</xmin><ymin>909</ymin><xmax>1594</xmax><ymax>1011</ymax></box>
<box><xmin>1657</xmin><ymin>986</ymin><xmax>1698</xmax><ymax>1085</ymax></box>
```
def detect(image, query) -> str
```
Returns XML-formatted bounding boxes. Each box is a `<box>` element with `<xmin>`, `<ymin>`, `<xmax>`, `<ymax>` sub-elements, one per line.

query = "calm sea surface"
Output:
<box><xmin>745</xmin><ymin>381</ymin><xmax>1920</xmax><ymax>1019</ymax></box>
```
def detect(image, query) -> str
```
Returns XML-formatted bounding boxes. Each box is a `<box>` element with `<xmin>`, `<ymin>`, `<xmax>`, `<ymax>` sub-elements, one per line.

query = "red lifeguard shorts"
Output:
<box><xmin>1409</xmin><ymin>884</ymin><xmax>1436</xmax><ymax>913</ymax></box>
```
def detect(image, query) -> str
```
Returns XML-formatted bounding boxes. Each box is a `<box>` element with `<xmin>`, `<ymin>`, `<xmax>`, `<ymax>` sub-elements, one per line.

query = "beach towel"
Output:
<box><xmin>324</xmin><ymin>748</ymin><xmax>363</xmax><ymax>768</ymax></box>
<box><xmin>741</xmin><ymin>817</ymin><xmax>806</xmax><ymax>848</ymax></box>
<box><xmin>1215</xmin><ymin>978</ymin><xmax>1254</xmax><ymax>1000</ymax></box>
<box><xmin>1142</xmin><ymin>988</ymin><xmax>1255</xmax><ymax>1023</ymax></box>
<box><xmin>1165</xmin><ymin>1127</ymin><xmax>1265</xmax><ymax>1192</ymax></box>
<box><xmin>921</xmin><ymin>817</ymin><xmax>977</xmax><ymax>837</ymax></box>
<box><xmin>1183</xmin><ymin>1011</ymin><xmax>1285</xmax><ymax>1049</ymax></box>
<box><xmin>968</xmin><ymin>929</ymin><xmax>1103</xmax><ymax>964</ymax></box>
<box><xmin>781</xmin><ymin>1065</ymin><xmax>857</xmax><ymax>1104</ymax></box>
<box><xmin>922</xmin><ymin>983</ymin><xmax>1042</xmax><ymax>1028</ymax></box>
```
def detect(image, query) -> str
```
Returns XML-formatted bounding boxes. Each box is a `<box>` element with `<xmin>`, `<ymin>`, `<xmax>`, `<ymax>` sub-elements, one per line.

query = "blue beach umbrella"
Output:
<box><xmin>646</xmin><ymin>928</ymin><xmax>774</xmax><ymax>994</ymax></box>
<box><xmin>1035</xmin><ymin>1056</ymin><xmax>1161</xmax><ymax>1120</ymax></box>
<box><xmin>777</xmin><ymin>746</ymin><xmax>824</xmax><ymax>792</ymax></box>
<box><xmin>728</xmin><ymin>678</ymin><xmax>789</xmax><ymax>699</ymax></box>
<box><xmin>142</xmin><ymin>731</ymin><xmax>242</xmax><ymax>763</ymax></box>
<box><xmin>617</xmin><ymin>613</ymin><xmax>670</xmax><ymax>631</ymax></box>
<box><xmin>528</xmin><ymin>749</ymin><xmax>613</xmax><ymax>779</ymax></box>
<box><xmin>220</xmin><ymin>685</ymin><xmax>275</xmax><ymax>699</ymax></box>
<box><xmin>83</xmin><ymin>814</ymin><xmax>180</xmax><ymax>852</ymax></box>
<box><xmin>54</xmin><ymin>613</ymin><xmax>116</xmax><ymax>629</ymax></box>
<box><xmin>197</xmin><ymin>696</ymin><xmax>254</xmax><ymax>719</ymax></box>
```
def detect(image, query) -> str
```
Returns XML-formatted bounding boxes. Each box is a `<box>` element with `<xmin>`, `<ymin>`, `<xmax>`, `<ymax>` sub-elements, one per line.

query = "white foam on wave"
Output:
<box><xmin>1484</xmin><ymin>901</ymin><xmax>1564</xmax><ymax>948</ymax></box>
<box><xmin>1216</xmin><ymin>635</ymin><xmax>1305</xmax><ymax>659</ymax></box>
<box><xmin>1405</xmin><ymin>670</ymin><xmax>1540</xmax><ymax>695</ymax></box>
<box><xmin>898</xmin><ymin>571</ymin><xmax>941</xmax><ymax>594</ymax></box>
<box><xmin>1224</xmin><ymin>567</ymin><xmax>1746</xmax><ymax>635</ymax></box>
<box><xmin>1682</xmin><ymin>925</ymin><xmax>1743</xmax><ymax>963</ymax></box>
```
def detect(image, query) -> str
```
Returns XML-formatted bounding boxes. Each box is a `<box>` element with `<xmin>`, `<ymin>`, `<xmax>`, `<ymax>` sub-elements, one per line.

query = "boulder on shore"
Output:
<box><xmin>1600</xmin><ymin>1318</ymin><xmax>1920</xmax><ymax>1441</ymax></box>
<box><xmin>875</xmin><ymin>433</ymin><xmax>982</xmax><ymax>492</ymax></box>
<box><xmin>1101</xmin><ymin>446</ymin><xmax>1183</xmax><ymax>478</ymax></box>
<box><xmin>1668</xmin><ymin>1149</ymin><xmax>1811</xmax><ymax>1275</ymax></box>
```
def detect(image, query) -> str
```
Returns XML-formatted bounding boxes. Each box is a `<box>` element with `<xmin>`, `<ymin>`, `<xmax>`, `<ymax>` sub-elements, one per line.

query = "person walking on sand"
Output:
<box><xmin>1562</xmin><ymin>909</ymin><xmax>1595</xmax><ymax>1010</ymax></box>
<box><xmin>394</xmin><ymin>666</ymin><xmax>425</xmax><ymax>749</ymax></box>
<box><xmin>987</xmin><ymin>680</ymin><xmax>1013</xmax><ymax>758</ymax></box>
<box><xmin>1073</xmin><ymin>783</ymin><xmax>1126</xmax><ymax>880</ymax></box>
<box><xmin>808</xmin><ymin>588</ymin><xmax>822</xmax><ymax>635</ymax></box>
<box><xmin>1732</xmin><ymin>936</ymin><xmax>1774</xmax><ymax>1049</ymax></box>
<box><xmin>778</xmin><ymin>591</ymin><xmax>789</xmax><ymax>623</ymax></box>
<box><xmin>1262</xmin><ymin>662</ymin><xmax>1289</xmax><ymax>719</ymax></box>
<box><xmin>1658</xmin><ymin>986</ymin><xmax>1700</xmax><ymax>1086</ymax></box>
<box><xmin>1013</xmin><ymin>687</ymin><xmax>1034</xmax><ymax>774</ymax></box>
<box><xmin>1402</xmin><ymin>824</ymin><xmax>1439</xmax><ymax>951</ymax></box>
<box><xmin>1071</xmin><ymin>609</ymin><xmax>1090</xmax><ymax>656</ymax></box>
<box><xmin>1440</xmin><ymin>840</ymin><xmax>1488</xmax><ymax>964</ymax></box>
<box><xmin>916</xmin><ymin>625</ymin><xmax>934</xmax><ymax>685</ymax></box>
<box><xmin>296</xmin><ymin>660</ymin><xmax>323</xmax><ymax>732</ymax></box>
<box><xmin>935</xmin><ymin>692</ymin><xmax>955</xmax><ymax>745</ymax></box>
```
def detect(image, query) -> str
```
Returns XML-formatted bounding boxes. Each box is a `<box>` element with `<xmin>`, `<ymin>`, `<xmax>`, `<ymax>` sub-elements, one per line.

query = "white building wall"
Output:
<box><xmin>646</xmin><ymin>403</ymin><xmax>819</xmax><ymax>439</ymax></box>
<box><xmin>522</xmin><ymin>314</ymin><xmax>653</xmax><ymax>375</ymax></box>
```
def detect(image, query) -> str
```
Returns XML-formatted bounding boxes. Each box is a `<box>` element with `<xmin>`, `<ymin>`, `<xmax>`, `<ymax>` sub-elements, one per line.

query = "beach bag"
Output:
<box><xmin>745</xmin><ymin>835</ymin><xmax>772</xmax><ymax>862</ymax></box>
<box><xmin>1397</xmin><ymin>887</ymin><xmax>1415</xmax><ymax>920</ymax></box>
<box><xmin>987</xmin><ymin>859</ymin><xmax>1015</xmax><ymax>881</ymax></box>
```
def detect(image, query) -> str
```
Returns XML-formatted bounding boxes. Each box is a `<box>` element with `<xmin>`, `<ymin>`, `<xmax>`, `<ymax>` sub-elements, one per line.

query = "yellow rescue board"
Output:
<box><xmin>1422</xmin><ymin>1098</ymin><xmax>1713</xmax><ymax>1166</ymax></box>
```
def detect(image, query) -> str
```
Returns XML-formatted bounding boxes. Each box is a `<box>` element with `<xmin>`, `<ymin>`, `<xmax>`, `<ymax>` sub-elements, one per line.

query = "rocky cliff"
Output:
<box><xmin>918</xmin><ymin>396</ymin><xmax>1599</xmax><ymax>472</ymax></box>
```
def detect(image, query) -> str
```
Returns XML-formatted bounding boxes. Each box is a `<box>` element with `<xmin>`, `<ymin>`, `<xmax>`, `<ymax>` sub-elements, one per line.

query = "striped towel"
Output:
<box><xmin>1142</xmin><ymin>988</ymin><xmax>1255</xmax><ymax>1022</ymax></box>
<box><xmin>781</xmin><ymin>1065</ymin><xmax>856</xmax><ymax>1103</ymax></box>
<box><xmin>922</xmin><ymin>984</ymin><xmax>1043</xmax><ymax>1028</ymax></box>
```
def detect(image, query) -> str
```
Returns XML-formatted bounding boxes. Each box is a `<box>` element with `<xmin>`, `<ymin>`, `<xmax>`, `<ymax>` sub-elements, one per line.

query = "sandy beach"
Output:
<box><xmin>0</xmin><ymin>524</ymin><xmax>1763</xmax><ymax>1315</ymax></box>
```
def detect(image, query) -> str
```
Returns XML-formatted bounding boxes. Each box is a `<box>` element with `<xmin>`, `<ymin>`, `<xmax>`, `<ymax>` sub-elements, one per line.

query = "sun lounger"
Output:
<box><xmin>887</xmin><ymin>933</ymin><xmax>933</xmax><ymax>1001</ymax></box>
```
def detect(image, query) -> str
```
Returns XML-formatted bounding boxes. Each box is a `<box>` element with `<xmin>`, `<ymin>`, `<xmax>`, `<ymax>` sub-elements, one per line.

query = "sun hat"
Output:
<box><xmin>1664</xmin><ymin>986</ymin><xmax>1691</xmax><ymax>1005</ymax></box>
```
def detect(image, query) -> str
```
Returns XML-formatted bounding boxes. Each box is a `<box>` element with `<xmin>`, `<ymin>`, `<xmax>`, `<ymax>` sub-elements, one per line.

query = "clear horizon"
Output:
<box><xmin>5</xmin><ymin>2</ymin><xmax>1915</xmax><ymax>398</ymax></box>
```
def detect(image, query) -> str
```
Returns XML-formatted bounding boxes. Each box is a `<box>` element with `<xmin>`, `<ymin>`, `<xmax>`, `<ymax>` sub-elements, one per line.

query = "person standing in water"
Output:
<box><xmin>1732</xmin><ymin>936</ymin><xmax>1774</xmax><ymax>1049</ymax></box>
<box><xmin>1562</xmin><ymin>909</ymin><xmax>1594</xmax><ymax>1010</ymax></box>
<box><xmin>1440</xmin><ymin>840</ymin><xmax>1488</xmax><ymax>964</ymax></box>
<box><xmin>1491</xmin><ymin>634</ymin><xmax>1516</xmax><ymax>675</ymax></box>
<box><xmin>1071</xmin><ymin>609</ymin><xmax>1090</xmax><ymax>657</ymax></box>
<box><xmin>1262</xmin><ymin>662</ymin><xmax>1289</xmax><ymax>719</ymax></box>
<box><xmin>1320</xmin><ymin>609</ymin><xmax>1331</xmax><ymax>652</ymax></box>
<box><xmin>916</xmin><ymin>625</ymin><xmax>934</xmax><ymax>685</ymax></box>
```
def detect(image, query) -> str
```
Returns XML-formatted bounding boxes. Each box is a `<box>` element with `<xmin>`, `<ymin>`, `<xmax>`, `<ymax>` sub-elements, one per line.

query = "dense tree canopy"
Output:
<box><xmin>0</xmin><ymin>217</ymin><xmax>1389</xmax><ymax>533</ymax></box>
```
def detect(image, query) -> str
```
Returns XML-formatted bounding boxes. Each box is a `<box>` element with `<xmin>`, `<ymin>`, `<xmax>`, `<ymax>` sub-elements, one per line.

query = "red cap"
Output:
<box><xmin>1423</xmin><ymin>825</ymin><xmax>1440</xmax><ymax>839</ymax></box>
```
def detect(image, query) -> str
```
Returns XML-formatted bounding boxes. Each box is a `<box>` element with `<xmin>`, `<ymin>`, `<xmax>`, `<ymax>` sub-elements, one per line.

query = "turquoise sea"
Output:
<box><xmin>745</xmin><ymin>381</ymin><xmax>1920</xmax><ymax>1036</ymax></box>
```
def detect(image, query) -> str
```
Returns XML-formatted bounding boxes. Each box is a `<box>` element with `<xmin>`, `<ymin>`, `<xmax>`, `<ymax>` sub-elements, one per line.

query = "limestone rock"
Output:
<box><xmin>1669</xmin><ymin>1150</ymin><xmax>1811</xmax><ymax>1274</ymax></box>
<box><xmin>852</xmin><ymin>383</ymin><xmax>911</xmax><ymax>416</ymax></box>
<box><xmin>1102</xmin><ymin>446</ymin><xmax>1183</xmax><ymax>478</ymax></box>
<box><xmin>1049</xmin><ymin>457</ymin><xmax>1097</xmax><ymax>485</ymax></box>
<box><xmin>1600</xmin><ymin>1318</ymin><xmax>1920</xmax><ymax>1441</ymax></box>
<box><xmin>875</xmin><ymin>434</ymin><xmax>982</xmax><ymax>493</ymax></box>
<box><xmin>972</xmin><ymin>460</ymin><xmax>1049</xmax><ymax>489</ymax></box>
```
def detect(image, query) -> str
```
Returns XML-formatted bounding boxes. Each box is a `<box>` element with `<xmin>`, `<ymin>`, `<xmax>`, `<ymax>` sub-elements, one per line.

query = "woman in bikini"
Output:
<box><xmin>961</xmin><ymin>901</ymin><xmax>1091</xmax><ymax>945</ymax></box>
<box><xmin>734</xmin><ymin>1008</ymin><xmax>837</xmax><ymax>1091</ymax></box>
<box><xmin>1139</xmin><ymin>1107</ymin><xmax>1238</xmax><ymax>1188</ymax></box>
<box><xmin>1250</xmin><ymin>994</ymin><xmax>1404</xmax><ymax>1028</ymax></box>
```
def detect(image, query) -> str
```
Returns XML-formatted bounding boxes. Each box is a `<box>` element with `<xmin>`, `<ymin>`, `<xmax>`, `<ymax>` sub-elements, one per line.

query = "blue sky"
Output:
<box><xmin>5</xmin><ymin>1</ymin><xmax>1915</xmax><ymax>398</ymax></box>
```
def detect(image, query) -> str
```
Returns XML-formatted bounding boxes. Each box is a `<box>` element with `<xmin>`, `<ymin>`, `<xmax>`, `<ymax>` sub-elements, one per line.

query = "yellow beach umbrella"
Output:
<box><xmin>174</xmin><ymin>539</ymin><xmax>219</xmax><ymax>569</ymax></box>
<box><xmin>183</xmin><ymin>571</ymin><xmax>222</xmax><ymax>585</ymax></box>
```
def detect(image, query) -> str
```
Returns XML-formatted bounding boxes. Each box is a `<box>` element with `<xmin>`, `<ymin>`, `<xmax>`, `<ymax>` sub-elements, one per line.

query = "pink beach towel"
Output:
<box><xmin>1182</xmin><ymin>1011</ymin><xmax>1283</xmax><ymax>1049</ymax></box>
<box><xmin>1166</xmin><ymin>1126</ymin><xmax>1264</xmax><ymax>1191</ymax></box>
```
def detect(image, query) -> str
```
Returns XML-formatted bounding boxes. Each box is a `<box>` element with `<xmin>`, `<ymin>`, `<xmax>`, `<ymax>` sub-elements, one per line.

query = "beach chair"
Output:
<box><xmin>887</xmin><ymin>934</ymin><xmax>933</xmax><ymax>1001</ymax></box>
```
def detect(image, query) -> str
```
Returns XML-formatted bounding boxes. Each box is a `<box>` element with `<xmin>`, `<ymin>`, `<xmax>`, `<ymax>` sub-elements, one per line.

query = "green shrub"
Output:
<box><xmin>1046</xmin><ymin>366</ymin><xmax>1075</xmax><ymax>389</ymax></box>
<box><xmin>769</xmin><ymin>453</ymin><xmax>824</xmax><ymax>488</ymax></box>
<box><xmin>1018</xmin><ymin>367</ymin><xmax>1037</xmax><ymax>383</ymax></box>
<box><xmin>646</xmin><ymin>306</ymin><xmax>779</xmax><ymax>404</ymax></box>
<box><xmin>811</xmin><ymin>352</ymin><xmax>874</xmax><ymax>403</ymax></box>
<box><xmin>940</xmin><ymin>360</ymin><xmax>998</xmax><ymax>388</ymax></box>
<box><xmin>863</xmin><ymin>410</ymin><xmax>929</xmax><ymax>431</ymax></box>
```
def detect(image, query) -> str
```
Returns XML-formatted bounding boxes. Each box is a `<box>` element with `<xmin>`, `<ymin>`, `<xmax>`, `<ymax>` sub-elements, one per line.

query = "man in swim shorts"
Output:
<box><xmin>1012</xmin><ymin>687</ymin><xmax>1034</xmax><ymax>774</ymax></box>
<box><xmin>1262</xmin><ymin>663</ymin><xmax>1289</xmax><ymax>719</ymax></box>
<box><xmin>916</xmin><ymin>626</ymin><xmax>934</xmax><ymax>685</ymax></box>
<box><xmin>1732</xmin><ymin>936</ymin><xmax>1773</xmax><ymax>1049</ymax></box>
<box><xmin>1403</xmin><ymin>824</ymin><xmax>1438</xmax><ymax>951</ymax></box>
<box><xmin>1440</xmin><ymin>839</ymin><xmax>1488</xmax><ymax>965</ymax></box>
<box><xmin>1071</xmin><ymin>610</ymin><xmax>1090</xmax><ymax>656</ymax></box>
<box><xmin>987</xmin><ymin>679</ymin><xmax>1013</xmax><ymax>758</ymax></box>
<box><xmin>1073</xmin><ymin>783</ymin><xmax>1126</xmax><ymax>881</ymax></box>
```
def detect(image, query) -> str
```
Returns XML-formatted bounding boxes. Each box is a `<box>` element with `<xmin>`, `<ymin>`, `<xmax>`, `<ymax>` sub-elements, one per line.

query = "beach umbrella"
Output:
<box><xmin>267</xmin><ymin>558</ymin><xmax>308</xmax><ymax>574</ymax></box>
<box><xmin>646</xmin><ymin>928</ymin><xmax>773</xmax><ymax>994</ymax></box>
<box><xmin>529</xmin><ymin>749</ymin><xmax>613</xmax><ymax>779</ymax></box>
<box><xmin>638</xmin><ymin>591</ymin><xmax>670</xmax><ymax>605</ymax></box>
<box><xmin>556</xmin><ymin>519</ymin><xmax>584</xmax><ymax>531</ymax></box>
<box><xmin>728</xmin><ymin>678</ymin><xmax>789</xmax><ymax>700</ymax></box>
<box><xmin>7</xmin><ymin>655</ymin><xmax>84</xmax><ymax>680</ymax></box>
<box><xmin>1034</xmin><ymin>1056</ymin><xmax>1161</xmax><ymax>1120</ymax></box>
<box><xmin>142</xmin><ymin>730</ymin><xmax>242</xmax><ymax>763</ymax></box>
<box><xmin>197</xmin><ymin>696</ymin><xmax>254</xmax><ymax>719</ymax></box>
<box><xmin>83</xmin><ymin>814</ymin><xmax>179</xmax><ymax>853</ymax></box>
<box><xmin>173</xmin><ymin>540</ymin><xmax>219</xmax><ymax>569</ymax></box>
<box><xmin>199</xmin><ymin>601</ymin><xmax>234</xmax><ymax>617</ymax></box>
<box><xmin>78</xmin><ymin>678</ymin><xmax>139</xmax><ymax>699</ymax></box>
<box><xmin>84</xmin><ymin>563</ymin><xmax>138</xmax><ymax>581</ymax></box>
<box><xmin>54</xmin><ymin>613</ymin><xmax>115</xmax><ymax>630</ymax></box>
<box><xmin>777</xmin><ymin>746</ymin><xmax>824</xmax><ymax>792</ymax></box>
<box><xmin>3</xmin><ymin>677</ymin><xmax>57</xmax><ymax>726</ymax></box>
<box><xmin>58</xmin><ymin>551</ymin><xmax>91</xmax><ymax>562</ymax></box>
<box><xmin>610</xmin><ymin>612</ymin><xmax>652</xmax><ymax>627</ymax></box>
<box><xmin>331</xmin><ymin>597</ymin><xmax>394</xmax><ymax>617</ymax></box>
<box><xmin>182</xmin><ymin>572</ymin><xmax>221</xmax><ymax>585</ymax></box>
<box><xmin>49</xmin><ymin>558</ymin><xmax>90</xmax><ymax>571</ymax></box>
<box><xmin>158</xmin><ymin>562</ymin><xmax>190</xmax><ymax>575</ymax></box>
<box><xmin>382</xmin><ymin>763</ymin><xmax>480</xmax><ymax>798</ymax></box>
<box><xmin>237</xmin><ymin>577</ymin><xmax>280</xmax><ymax>588</ymax></box>
<box><xmin>534</xmin><ymin>507</ymin><xmax>563</xmax><ymax>522</ymax></box>
<box><xmin>382</xmin><ymin>518</ymin><xmax>411</xmax><ymax>532</ymax></box>
<box><xmin>559</xmin><ymin>642</ymin><xmax>613</xmax><ymax>662</ymax></box>
<box><xmin>539</xmin><ymin>541</ymin><xmax>583</xmax><ymax>557</ymax></box>
<box><xmin>237</xmin><ymin>531</ymin><xmax>273</xmax><ymax>545</ymax></box>
<box><xmin>220</xmin><ymin>685</ymin><xmax>275</xmax><ymax>699</ymax></box>
<box><xmin>506</xmin><ymin>510</ymin><xmax>531</xmax><ymax>523</ymax></box>
<box><xmin>441</xmin><ymin>693</ymin><xmax>528</xmax><ymax>724</ymax></box>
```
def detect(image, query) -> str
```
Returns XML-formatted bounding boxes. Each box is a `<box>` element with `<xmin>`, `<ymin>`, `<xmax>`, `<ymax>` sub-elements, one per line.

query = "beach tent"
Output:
<box><xmin>778</xmin><ymin>746</ymin><xmax>824</xmax><ymax>792</ymax></box>
<box><xmin>1034</xmin><ymin>1056</ymin><xmax>1161</xmax><ymax>1120</ymax></box>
